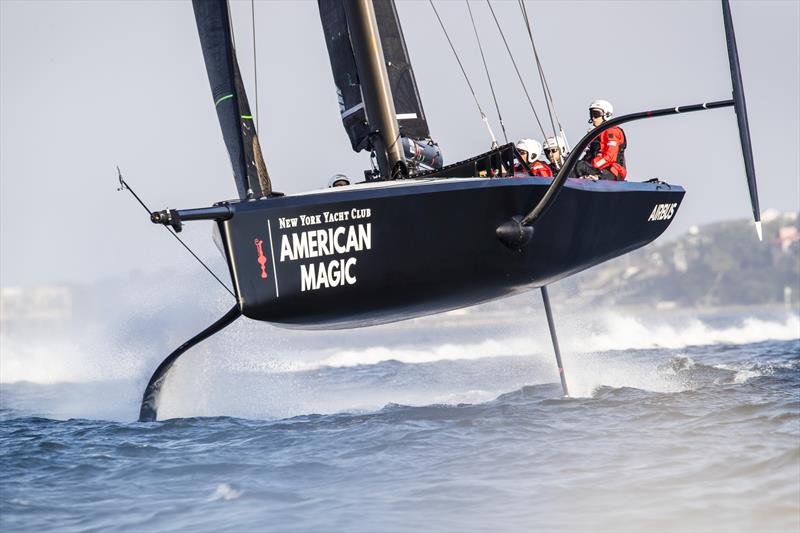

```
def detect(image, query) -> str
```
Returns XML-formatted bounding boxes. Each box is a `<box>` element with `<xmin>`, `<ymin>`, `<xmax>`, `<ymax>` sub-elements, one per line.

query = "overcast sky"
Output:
<box><xmin>1</xmin><ymin>0</ymin><xmax>798</xmax><ymax>288</ymax></box>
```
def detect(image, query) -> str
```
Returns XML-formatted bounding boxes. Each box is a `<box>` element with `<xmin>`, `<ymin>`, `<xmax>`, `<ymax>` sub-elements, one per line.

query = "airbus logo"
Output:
<box><xmin>647</xmin><ymin>203</ymin><xmax>678</xmax><ymax>222</ymax></box>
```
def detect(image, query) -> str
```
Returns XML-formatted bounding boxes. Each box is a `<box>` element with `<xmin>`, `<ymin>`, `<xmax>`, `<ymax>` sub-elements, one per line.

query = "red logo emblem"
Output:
<box><xmin>254</xmin><ymin>238</ymin><xmax>268</xmax><ymax>279</ymax></box>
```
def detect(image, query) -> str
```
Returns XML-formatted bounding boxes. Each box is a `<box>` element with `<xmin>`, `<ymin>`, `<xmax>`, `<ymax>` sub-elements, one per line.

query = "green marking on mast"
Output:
<box><xmin>214</xmin><ymin>94</ymin><xmax>234</xmax><ymax>106</ymax></box>
<box><xmin>240</xmin><ymin>115</ymin><xmax>253</xmax><ymax>119</ymax></box>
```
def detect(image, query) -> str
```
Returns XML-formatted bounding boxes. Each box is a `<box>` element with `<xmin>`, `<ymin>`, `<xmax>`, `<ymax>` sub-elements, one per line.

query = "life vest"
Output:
<box><xmin>514</xmin><ymin>160</ymin><xmax>553</xmax><ymax>177</ymax></box>
<box><xmin>582</xmin><ymin>126</ymin><xmax>627</xmax><ymax>179</ymax></box>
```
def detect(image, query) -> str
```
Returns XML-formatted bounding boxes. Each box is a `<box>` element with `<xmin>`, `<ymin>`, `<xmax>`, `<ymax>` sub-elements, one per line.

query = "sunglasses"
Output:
<box><xmin>590</xmin><ymin>109</ymin><xmax>604</xmax><ymax>119</ymax></box>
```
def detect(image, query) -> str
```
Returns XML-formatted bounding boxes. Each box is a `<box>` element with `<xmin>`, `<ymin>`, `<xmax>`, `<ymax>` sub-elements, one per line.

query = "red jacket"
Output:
<box><xmin>514</xmin><ymin>160</ymin><xmax>553</xmax><ymax>177</ymax></box>
<box><xmin>586</xmin><ymin>127</ymin><xmax>627</xmax><ymax>179</ymax></box>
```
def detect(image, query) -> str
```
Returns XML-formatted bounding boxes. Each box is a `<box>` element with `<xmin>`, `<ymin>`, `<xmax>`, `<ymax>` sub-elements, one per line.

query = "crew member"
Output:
<box><xmin>543</xmin><ymin>136</ymin><xmax>566</xmax><ymax>175</ymax></box>
<box><xmin>328</xmin><ymin>174</ymin><xmax>350</xmax><ymax>187</ymax></box>
<box><xmin>514</xmin><ymin>138</ymin><xmax>552</xmax><ymax>177</ymax></box>
<box><xmin>574</xmin><ymin>99</ymin><xmax>627</xmax><ymax>181</ymax></box>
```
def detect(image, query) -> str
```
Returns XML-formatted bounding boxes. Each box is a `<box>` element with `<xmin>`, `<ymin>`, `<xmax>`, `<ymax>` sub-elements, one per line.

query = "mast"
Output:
<box><xmin>319</xmin><ymin>0</ymin><xmax>440</xmax><ymax>175</ymax></box>
<box><xmin>192</xmin><ymin>0</ymin><xmax>271</xmax><ymax>199</ymax></box>
<box><xmin>342</xmin><ymin>0</ymin><xmax>406</xmax><ymax>179</ymax></box>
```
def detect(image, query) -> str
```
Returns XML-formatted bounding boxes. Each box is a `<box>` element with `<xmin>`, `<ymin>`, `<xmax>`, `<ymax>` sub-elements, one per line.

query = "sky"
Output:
<box><xmin>1</xmin><ymin>0</ymin><xmax>798</xmax><ymax>288</ymax></box>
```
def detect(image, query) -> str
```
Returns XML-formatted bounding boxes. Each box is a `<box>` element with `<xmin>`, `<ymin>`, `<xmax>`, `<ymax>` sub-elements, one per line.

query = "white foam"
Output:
<box><xmin>209</xmin><ymin>484</ymin><xmax>242</xmax><ymax>501</ymax></box>
<box><xmin>733</xmin><ymin>369</ymin><xmax>761</xmax><ymax>384</ymax></box>
<box><xmin>317</xmin><ymin>337</ymin><xmax>544</xmax><ymax>368</ymax></box>
<box><xmin>712</xmin><ymin>359</ymin><xmax>796</xmax><ymax>385</ymax></box>
<box><xmin>561</xmin><ymin>314</ymin><xmax>800</xmax><ymax>353</ymax></box>
<box><xmin>2</xmin><ymin>313</ymin><xmax>796</xmax><ymax>385</ymax></box>
<box><xmin>304</xmin><ymin>314</ymin><xmax>799</xmax><ymax>371</ymax></box>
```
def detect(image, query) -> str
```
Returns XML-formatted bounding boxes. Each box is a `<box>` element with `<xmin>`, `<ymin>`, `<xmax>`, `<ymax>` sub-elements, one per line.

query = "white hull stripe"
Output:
<box><xmin>267</xmin><ymin>220</ymin><xmax>280</xmax><ymax>297</ymax></box>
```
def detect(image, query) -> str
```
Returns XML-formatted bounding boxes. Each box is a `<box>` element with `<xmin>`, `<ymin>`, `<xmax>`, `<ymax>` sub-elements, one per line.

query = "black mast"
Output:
<box><xmin>721</xmin><ymin>0</ymin><xmax>761</xmax><ymax>239</ymax></box>
<box><xmin>343</xmin><ymin>0</ymin><xmax>406</xmax><ymax>179</ymax></box>
<box><xmin>321</xmin><ymin>0</ymin><xmax>432</xmax><ymax>178</ymax></box>
<box><xmin>192</xmin><ymin>0</ymin><xmax>271</xmax><ymax>199</ymax></box>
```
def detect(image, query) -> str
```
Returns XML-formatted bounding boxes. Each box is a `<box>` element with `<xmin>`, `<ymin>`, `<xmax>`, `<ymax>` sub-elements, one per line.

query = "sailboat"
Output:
<box><xmin>132</xmin><ymin>0</ymin><xmax>761</xmax><ymax>422</ymax></box>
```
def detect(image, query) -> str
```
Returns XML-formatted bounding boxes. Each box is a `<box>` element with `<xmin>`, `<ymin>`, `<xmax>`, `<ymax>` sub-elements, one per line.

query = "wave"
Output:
<box><xmin>1</xmin><ymin>312</ymin><xmax>796</xmax><ymax>386</ymax></box>
<box><xmin>312</xmin><ymin>314</ymin><xmax>800</xmax><ymax>370</ymax></box>
<box><xmin>316</xmin><ymin>337</ymin><xmax>542</xmax><ymax>369</ymax></box>
<box><xmin>568</xmin><ymin>314</ymin><xmax>800</xmax><ymax>352</ymax></box>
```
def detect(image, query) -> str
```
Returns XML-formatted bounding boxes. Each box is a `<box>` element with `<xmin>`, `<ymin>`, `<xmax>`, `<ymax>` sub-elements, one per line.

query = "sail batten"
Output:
<box><xmin>193</xmin><ymin>0</ymin><xmax>271</xmax><ymax>199</ymax></box>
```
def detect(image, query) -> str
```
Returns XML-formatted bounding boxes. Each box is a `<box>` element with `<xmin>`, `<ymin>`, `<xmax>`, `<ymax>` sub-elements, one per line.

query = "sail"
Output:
<box><xmin>318</xmin><ymin>0</ymin><xmax>431</xmax><ymax>152</ymax></box>
<box><xmin>318</xmin><ymin>0</ymin><xmax>371</xmax><ymax>152</ymax></box>
<box><xmin>373</xmin><ymin>0</ymin><xmax>430</xmax><ymax>140</ymax></box>
<box><xmin>192</xmin><ymin>0</ymin><xmax>271</xmax><ymax>199</ymax></box>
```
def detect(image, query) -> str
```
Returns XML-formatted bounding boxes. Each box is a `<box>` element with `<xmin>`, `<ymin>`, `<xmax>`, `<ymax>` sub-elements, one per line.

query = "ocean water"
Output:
<box><xmin>1</xmin><ymin>307</ymin><xmax>798</xmax><ymax>532</ymax></box>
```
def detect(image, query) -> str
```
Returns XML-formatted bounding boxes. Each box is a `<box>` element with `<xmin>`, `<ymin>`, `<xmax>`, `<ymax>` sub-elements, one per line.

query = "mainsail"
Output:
<box><xmin>318</xmin><ymin>0</ymin><xmax>432</xmax><ymax>152</ymax></box>
<box><xmin>372</xmin><ymin>0</ymin><xmax>430</xmax><ymax>140</ymax></box>
<box><xmin>193</xmin><ymin>0</ymin><xmax>271</xmax><ymax>199</ymax></box>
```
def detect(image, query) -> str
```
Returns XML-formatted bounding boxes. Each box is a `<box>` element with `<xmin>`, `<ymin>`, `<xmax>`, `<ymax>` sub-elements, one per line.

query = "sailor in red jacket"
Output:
<box><xmin>513</xmin><ymin>138</ymin><xmax>553</xmax><ymax>177</ymax></box>
<box><xmin>574</xmin><ymin>99</ymin><xmax>627</xmax><ymax>181</ymax></box>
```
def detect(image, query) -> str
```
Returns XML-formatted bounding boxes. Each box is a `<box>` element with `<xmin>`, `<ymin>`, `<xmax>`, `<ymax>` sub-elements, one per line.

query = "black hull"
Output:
<box><xmin>219</xmin><ymin>177</ymin><xmax>684</xmax><ymax>329</ymax></box>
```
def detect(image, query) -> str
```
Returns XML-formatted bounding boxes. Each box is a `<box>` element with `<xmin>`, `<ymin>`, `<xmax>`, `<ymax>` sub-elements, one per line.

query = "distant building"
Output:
<box><xmin>777</xmin><ymin>225</ymin><xmax>799</xmax><ymax>254</ymax></box>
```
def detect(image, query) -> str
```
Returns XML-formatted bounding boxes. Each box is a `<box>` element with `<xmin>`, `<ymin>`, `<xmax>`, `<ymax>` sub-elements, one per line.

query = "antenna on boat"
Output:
<box><xmin>721</xmin><ymin>0</ymin><xmax>761</xmax><ymax>240</ymax></box>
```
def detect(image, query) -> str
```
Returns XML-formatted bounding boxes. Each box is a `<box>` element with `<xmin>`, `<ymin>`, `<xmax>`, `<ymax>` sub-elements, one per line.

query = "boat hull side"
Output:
<box><xmin>220</xmin><ymin>178</ymin><xmax>684</xmax><ymax>328</ymax></box>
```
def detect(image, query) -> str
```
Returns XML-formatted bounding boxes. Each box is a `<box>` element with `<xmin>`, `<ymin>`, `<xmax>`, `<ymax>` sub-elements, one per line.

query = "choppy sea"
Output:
<box><xmin>1</xmin><ymin>302</ymin><xmax>798</xmax><ymax>532</ymax></box>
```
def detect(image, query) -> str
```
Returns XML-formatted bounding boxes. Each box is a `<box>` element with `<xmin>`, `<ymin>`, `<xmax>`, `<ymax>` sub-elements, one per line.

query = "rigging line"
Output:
<box><xmin>116</xmin><ymin>168</ymin><xmax>236</xmax><ymax>298</ymax></box>
<box><xmin>251</xmin><ymin>0</ymin><xmax>259</xmax><ymax>133</ymax></box>
<box><xmin>467</xmin><ymin>1</ymin><xmax>507</xmax><ymax>144</ymax></box>
<box><xmin>486</xmin><ymin>0</ymin><xmax>547</xmax><ymax>140</ymax></box>
<box><xmin>538</xmin><ymin>56</ymin><xmax>569</xmax><ymax>150</ymax></box>
<box><xmin>519</xmin><ymin>0</ymin><xmax>564</xmax><ymax>144</ymax></box>
<box><xmin>518</xmin><ymin>0</ymin><xmax>559</xmax><ymax>140</ymax></box>
<box><xmin>428</xmin><ymin>0</ymin><xmax>498</xmax><ymax>146</ymax></box>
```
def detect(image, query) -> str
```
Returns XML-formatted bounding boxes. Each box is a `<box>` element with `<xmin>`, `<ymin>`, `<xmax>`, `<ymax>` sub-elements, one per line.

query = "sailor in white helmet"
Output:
<box><xmin>542</xmin><ymin>136</ymin><xmax>566</xmax><ymax>174</ymax></box>
<box><xmin>328</xmin><ymin>174</ymin><xmax>351</xmax><ymax>187</ymax></box>
<box><xmin>514</xmin><ymin>138</ymin><xmax>552</xmax><ymax>177</ymax></box>
<box><xmin>574</xmin><ymin>99</ymin><xmax>627</xmax><ymax>181</ymax></box>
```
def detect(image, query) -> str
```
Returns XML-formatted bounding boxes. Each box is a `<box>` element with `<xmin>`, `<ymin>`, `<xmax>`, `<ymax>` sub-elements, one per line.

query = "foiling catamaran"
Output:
<box><xmin>128</xmin><ymin>0</ymin><xmax>761</xmax><ymax>421</ymax></box>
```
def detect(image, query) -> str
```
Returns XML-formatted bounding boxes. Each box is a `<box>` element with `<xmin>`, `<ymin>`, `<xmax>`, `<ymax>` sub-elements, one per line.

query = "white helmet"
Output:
<box><xmin>542</xmin><ymin>136</ymin><xmax>565</xmax><ymax>152</ymax></box>
<box><xmin>589</xmin><ymin>99</ymin><xmax>613</xmax><ymax>120</ymax></box>
<box><xmin>516</xmin><ymin>138</ymin><xmax>542</xmax><ymax>159</ymax></box>
<box><xmin>328</xmin><ymin>174</ymin><xmax>350</xmax><ymax>187</ymax></box>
